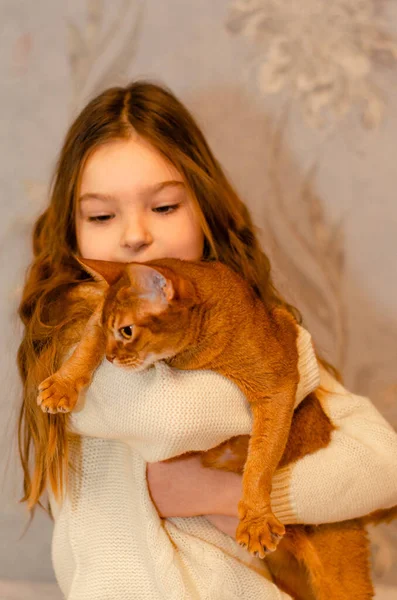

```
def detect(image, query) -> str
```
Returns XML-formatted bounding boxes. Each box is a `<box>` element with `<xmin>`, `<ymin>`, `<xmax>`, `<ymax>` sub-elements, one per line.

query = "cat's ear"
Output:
<box><xmin>124</xmin><ymin>264</ymin><xmax>174</xmax><ymax>306</ymax></box>
<box><xmin>74</xmin><ymin>256</ymin><xmax>125</xmax><ymax>287</ymax></box>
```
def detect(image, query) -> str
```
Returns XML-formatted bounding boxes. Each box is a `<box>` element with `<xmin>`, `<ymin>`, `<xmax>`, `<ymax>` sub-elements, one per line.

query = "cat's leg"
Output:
<box><xmin>235</xmin><ymin>386</ymin><xmax>297</xmax><ymax>558</ymax></box>
<box><xmin>37</xmin><ymin>303</ymin><xmax>106</xmax><ymax>413</ymax></box>
<box><xmin>296</xmin><ymin>522</ymin><xmax>373</xmax><ymax>600</ymax></box>
<box><xmin>264</xmin><ymin>532</ymin><xmax>316</xmax><ymax>600</ymax></box>
<box><xmin>305</xmin><ymin>522</ymin><xmax>374</xmax><ymax>600</ymax></box>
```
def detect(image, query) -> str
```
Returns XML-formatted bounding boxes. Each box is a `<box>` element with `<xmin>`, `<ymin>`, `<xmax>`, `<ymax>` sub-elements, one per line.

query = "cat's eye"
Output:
<box><xmin>119</xmin><ymin>325</ymin><xmax>134</xmax><ymax>340</ymax></box>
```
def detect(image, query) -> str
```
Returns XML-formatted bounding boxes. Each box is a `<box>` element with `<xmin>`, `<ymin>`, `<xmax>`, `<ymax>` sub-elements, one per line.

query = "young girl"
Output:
<box><xmin>18</xmin><ymin>81</ymin><xmax>397</xmax><ymax>599</ymax></box>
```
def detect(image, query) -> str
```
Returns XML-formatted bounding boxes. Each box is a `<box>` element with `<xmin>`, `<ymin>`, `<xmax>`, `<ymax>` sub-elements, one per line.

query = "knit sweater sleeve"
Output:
<box><xmin>270</xmin><ymin>364</ymin><xmax>397</xmax><ymax>524</ymax></box>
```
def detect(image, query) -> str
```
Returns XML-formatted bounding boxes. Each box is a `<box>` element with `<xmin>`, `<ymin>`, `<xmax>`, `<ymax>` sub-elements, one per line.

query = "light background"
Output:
<box><xmin>1</xmin><ymin>0</ymin><xmax>396</xmax><ymax>597</ymax></box>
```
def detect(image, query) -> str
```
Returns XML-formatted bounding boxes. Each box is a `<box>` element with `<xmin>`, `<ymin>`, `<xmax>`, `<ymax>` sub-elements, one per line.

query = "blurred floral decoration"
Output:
<box><xmin>227</xmin><ymin>0</ymin><xmax>397</xmax><ymax>128</ymax></box>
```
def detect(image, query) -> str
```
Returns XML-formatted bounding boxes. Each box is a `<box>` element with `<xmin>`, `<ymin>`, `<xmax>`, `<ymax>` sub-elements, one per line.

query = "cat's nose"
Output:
<box><xmin>106</xmin><ymin>353</ymin><xmax>115</xmax><ymax>363</ymax></box>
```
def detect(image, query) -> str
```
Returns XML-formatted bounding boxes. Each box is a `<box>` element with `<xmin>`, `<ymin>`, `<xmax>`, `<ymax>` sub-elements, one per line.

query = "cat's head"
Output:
<box><xmin>78</xmin><ymin>258</ymin><xmax>199</xmax><ymax>371</ymax></box>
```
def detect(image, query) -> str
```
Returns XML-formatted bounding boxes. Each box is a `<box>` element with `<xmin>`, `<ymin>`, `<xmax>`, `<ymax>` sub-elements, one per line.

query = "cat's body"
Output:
<box><xmin>37</xmin><ymin>257</ymin><xmax>392</xmax><ymax>600</ymax></box>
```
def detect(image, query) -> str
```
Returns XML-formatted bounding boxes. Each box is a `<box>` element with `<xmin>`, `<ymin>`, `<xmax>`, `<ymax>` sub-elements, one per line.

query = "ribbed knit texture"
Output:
<box><xmin>49</xmin><ymin>326</ymin><xmax>397</xmax><ymax>599</ymax></box>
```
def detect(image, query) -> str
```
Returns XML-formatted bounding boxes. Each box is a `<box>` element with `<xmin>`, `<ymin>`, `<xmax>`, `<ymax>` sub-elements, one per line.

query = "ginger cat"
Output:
<box><xmin>37</xmin><ymin>257</ymin><xmax>393</xmax><ymax>600</ymax></box>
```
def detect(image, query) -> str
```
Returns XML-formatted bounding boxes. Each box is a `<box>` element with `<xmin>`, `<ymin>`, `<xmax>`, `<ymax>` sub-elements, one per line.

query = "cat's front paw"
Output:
<box><xmin>236</xmin><ymin>501</ymin><xmax>285</xmax><ymax>559</ymax></box>
<box><xmin>37</xmin><ymin>374</ymin><xmax>79</xmax><ymax>414</ymax></box>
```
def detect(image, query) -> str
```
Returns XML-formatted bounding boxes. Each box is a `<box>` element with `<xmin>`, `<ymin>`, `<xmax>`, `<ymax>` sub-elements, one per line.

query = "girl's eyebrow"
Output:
<box><xmin>79</xmin><ymin>180</ymin><xmax>185</xmax><ymax>203</ymax></box>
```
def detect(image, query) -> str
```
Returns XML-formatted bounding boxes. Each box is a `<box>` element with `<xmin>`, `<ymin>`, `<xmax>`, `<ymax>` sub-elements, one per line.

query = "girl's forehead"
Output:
<box><xmin>80</xmin><ymin>137</ymin><xmax>182</xmax><ymax>197</ymax></box>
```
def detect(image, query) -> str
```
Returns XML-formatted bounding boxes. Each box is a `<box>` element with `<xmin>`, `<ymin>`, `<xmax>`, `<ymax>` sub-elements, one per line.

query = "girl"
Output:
<box><xmin>18</xmin><ymin>81</ymin><xmax>397</xmax><ymax>599</ymax></box>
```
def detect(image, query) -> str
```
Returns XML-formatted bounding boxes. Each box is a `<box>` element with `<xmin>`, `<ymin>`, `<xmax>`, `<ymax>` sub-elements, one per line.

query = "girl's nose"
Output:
<box><xmin>120</xmin><ymin>217</ymin><xmax>153</xmax><ymax>252</ymax></box>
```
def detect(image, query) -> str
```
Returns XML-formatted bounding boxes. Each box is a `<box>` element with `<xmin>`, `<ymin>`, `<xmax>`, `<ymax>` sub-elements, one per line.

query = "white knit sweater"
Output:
<box><xmin>49</xmin><ymin>327</ymin><xmax>397</xmax><ymax>599</ymax></box>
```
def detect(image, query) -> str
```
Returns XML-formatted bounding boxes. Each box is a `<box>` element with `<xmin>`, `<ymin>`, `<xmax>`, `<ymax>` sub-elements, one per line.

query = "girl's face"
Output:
<box><xmin>76</xmin><ymin>136</ymin><xmax>204</xmax><ymax>263</ymax></box>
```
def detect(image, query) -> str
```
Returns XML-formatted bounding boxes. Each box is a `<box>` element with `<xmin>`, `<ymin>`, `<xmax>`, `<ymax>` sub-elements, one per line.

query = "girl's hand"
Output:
<box><xmin>146</xmin><ymin>454</ymin><xmax>242</xmax><ymax>518</ymax></box>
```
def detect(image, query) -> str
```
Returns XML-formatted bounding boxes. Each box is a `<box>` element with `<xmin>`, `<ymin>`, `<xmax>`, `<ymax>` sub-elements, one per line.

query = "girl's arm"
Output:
<box><xmin>273</xmin><ymin>365</ymin><xmax>397</xmax><ymax>525</ymax></box>
<box><xmin>147</xmin><ymin>364</ymin><xmax>397</xmax><ymax>528</ymax></box>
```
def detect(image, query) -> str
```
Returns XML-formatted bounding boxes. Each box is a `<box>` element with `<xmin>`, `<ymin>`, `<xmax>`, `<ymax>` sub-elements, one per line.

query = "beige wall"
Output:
<box><xmin>1</xmin><ymin>0</ymin><xmax>396</xmax><ymax>591</ymax></box>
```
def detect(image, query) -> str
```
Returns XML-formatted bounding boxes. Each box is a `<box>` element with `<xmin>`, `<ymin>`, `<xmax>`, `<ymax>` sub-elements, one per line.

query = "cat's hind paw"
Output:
<box><xmin>236</xmin><ymin>502</ymin><xmax>285</xmax><ymax>559</ymax></box>
<box><xmin>37</xmin><ymin>374</ymin><xmax>79</xmax><ymax>414</ymax></box>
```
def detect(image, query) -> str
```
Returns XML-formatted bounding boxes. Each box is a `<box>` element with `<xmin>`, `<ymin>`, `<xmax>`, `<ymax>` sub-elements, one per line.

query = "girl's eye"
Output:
<box><xmin>88</xmin><ymin>215</ymin><xmax>114</xmax><ymax>223</ymax></box>
<box><xmin>119</xmin><ymin>325</ymin><xmax>134</xmax><ymax>339</ymax></box>
<box><xmin>152</xmin><ymin>204</ymin><xmax>179</xmax><ymax>215</ymax></box>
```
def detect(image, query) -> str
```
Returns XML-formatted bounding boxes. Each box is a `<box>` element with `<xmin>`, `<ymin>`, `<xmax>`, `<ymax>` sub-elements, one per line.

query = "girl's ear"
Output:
<box><xmin>73</xmin><ymin>255</ymin><xmax>125</xmax><ymax>286</ymax></box>
<box><xmin>124</xmin><ymin>264</ymin><xmax>174</xmax><ymax>305</ymax></box>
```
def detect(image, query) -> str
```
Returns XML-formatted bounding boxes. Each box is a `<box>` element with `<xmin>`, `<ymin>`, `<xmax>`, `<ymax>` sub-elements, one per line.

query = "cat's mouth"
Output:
<box><xmin>111</xmin><ymin>353</ymin><xmax>157</xmax><ymax>371</ymax></box>
<box><xmin>111</xmin><ymin>350</ymin><xmax>176</xmax><ymax>371</ymax></box>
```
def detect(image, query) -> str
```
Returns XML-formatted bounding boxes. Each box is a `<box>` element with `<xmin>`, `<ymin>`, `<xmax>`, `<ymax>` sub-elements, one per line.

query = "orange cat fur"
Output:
<box><xmin>37</xmin><ymin>257</ymin><xmax>393</xmax><ymax>599</ymax></box>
